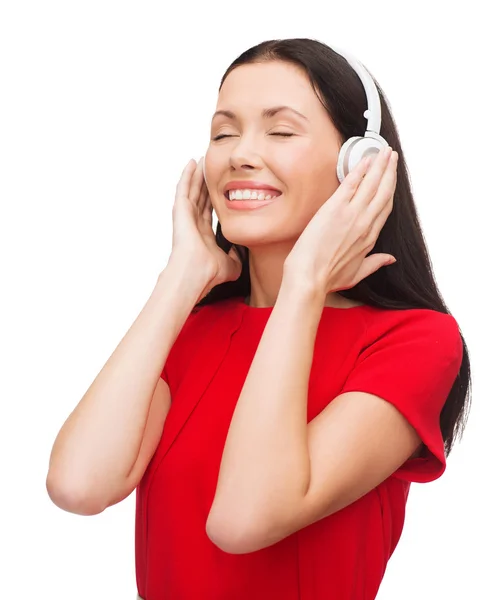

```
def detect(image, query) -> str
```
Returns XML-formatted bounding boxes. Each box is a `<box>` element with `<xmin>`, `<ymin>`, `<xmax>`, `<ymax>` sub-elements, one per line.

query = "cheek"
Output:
<box><xmin>280</xmin><ymin>142</ymin><xmax>337</xmax><ymax>191</ymax></box>
<box><xmin>284</xmin><ymin>159</ymin><xmax>339</xmax><ymax>226</ymax></box>
<box><xmin>307</xmin><ymin>157</ymin><xmax>340</xmax><ymax>203</ymax></box>
<box><xmin>286</xmin><ymin>160</ymin><xmax>336</xmax><ymax>203</ymax></box>
<box><xmin>278</xmin><ymin>145</ymin><xmax>309</xmax><ymax>175</ymax></box>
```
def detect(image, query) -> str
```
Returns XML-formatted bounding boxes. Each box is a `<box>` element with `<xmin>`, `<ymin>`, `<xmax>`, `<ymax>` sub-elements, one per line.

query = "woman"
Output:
<box><xmin>46</xmin><ymin>39</ymin><xmax>471</xmax><ymax>599</ymax></box>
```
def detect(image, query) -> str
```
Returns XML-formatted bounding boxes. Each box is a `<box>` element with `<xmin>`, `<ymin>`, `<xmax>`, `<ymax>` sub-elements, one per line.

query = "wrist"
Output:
<box><xmin>279</xmin><ymin>272</ymin><xmax>327</xmax><ymax>309</ymax></box>
<box><xmin>157</xmin><ymin>258</ymin><xmax>210</xmax><ymax>302</ymax></box>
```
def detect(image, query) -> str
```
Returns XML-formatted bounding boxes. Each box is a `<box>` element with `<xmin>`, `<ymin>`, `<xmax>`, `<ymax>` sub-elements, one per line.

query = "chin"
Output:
<box><xmin>220</xmin><ymin>222</ymin><xmax>274</xmax><ymax>247</ymax></box>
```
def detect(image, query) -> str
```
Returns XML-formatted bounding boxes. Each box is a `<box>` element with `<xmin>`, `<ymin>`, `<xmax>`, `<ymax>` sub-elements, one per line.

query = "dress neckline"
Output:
<box><xmin>236</xmin><ymin>296</ymin><xmax>368</xmax><ymax>312</ymax></box>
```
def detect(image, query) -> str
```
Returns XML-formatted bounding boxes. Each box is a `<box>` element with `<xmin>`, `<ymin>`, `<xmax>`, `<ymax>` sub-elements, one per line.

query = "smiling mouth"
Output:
<box><xmin>224</xmin><ymin>192</ymin><xmax>282</xmax><ymax>201</ymax></box>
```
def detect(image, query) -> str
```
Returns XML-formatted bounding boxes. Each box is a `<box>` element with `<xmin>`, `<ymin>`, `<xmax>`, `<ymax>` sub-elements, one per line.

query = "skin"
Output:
<box><xmin>204</xmin><ymin>60</ymin><xmax>363</xmax><ymax>309</ymax></box>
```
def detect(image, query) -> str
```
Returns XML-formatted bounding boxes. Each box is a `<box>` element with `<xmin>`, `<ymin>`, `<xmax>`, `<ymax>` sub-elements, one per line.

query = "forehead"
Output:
<box><xmin>217</xmin><ymin>61</ymin><xmax>316</xmax><ymax>110</ymax></box>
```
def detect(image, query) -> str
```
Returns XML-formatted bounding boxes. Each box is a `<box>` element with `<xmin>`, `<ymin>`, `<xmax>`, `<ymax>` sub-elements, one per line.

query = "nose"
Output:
<box><xmin>228</xmin><ymin>135</ymin><xmax>262</xmax><ymax>171</ymax></box>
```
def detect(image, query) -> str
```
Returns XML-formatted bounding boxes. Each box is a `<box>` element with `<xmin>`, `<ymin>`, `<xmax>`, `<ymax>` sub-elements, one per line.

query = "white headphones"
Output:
<box><xmin>203</xmin><ymin>44</ymin><xmax>389</xmax><ymax>184</ymax></box>
<box><xmin>329</xmin><ymin>45</ymin><xmax>389</xmax><ymax>183</ymax></box>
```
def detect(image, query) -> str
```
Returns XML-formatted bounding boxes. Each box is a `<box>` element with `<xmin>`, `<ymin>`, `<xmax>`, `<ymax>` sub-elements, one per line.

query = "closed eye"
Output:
<box><xmin>212</xmin><ymin>133</ymin><xmax>295</xmax><ymax>141</ymax></box>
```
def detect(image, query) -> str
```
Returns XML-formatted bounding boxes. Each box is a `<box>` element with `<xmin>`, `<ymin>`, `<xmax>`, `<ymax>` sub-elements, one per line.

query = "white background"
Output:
<box><xmin>1</xmin><ymin>1</ymin><xmax>488</xmax><ymax>598</ymax></box>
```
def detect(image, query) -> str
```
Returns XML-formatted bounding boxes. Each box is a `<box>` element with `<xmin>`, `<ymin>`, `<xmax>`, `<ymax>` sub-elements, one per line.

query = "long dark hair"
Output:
<box><xmin>195</xmin><ymin>38</ymin><xmax>471</xmax><ymax>458</ymax></box>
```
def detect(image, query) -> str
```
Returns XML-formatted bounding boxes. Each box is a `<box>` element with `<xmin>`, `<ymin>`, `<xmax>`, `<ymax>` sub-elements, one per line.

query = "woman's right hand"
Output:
<box><xmin>168</xmin><ymin>157</ymin><xmax>243</xmax><ymax>300</ymax></box>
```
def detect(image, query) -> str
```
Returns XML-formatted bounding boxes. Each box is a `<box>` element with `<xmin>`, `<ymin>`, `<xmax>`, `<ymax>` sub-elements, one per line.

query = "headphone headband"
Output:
<box><xmin>330</xmin><ymin>45</ymin><xmax>382</xmax><ymax>135</ymax></box>
<box><xmin>329</xmin><ymin>45</ymin><xmax>389</xmax><ymax>182</ymax></box>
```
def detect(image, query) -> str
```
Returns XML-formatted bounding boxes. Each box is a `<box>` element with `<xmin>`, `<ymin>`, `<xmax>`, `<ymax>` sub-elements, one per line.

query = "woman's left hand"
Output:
<box><xmin>283</xmin><ymin>146</ymin><xmax>399</xmax><ymax>294</ymax></box>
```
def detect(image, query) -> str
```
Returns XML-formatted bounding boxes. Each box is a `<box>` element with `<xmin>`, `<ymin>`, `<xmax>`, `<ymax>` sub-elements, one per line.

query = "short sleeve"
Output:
<box><xmin>340</xmin><ymin>310</ymin><xmax>463</xmax><ymax>483</ymax></box>
<box><xmin>160</xmin><ymin>361</ymin><xmax>170</xmax><ymax>385</ymax></box>
<box><xmin>160</xmin><ymin>338</ymin><xmax>176</xmax><ymax>388</ymax></box>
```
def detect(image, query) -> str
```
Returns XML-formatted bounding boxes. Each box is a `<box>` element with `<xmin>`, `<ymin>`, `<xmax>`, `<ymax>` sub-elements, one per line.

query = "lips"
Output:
<box><xmin>225</xmin><ymin>194</ymin><xmax>282</xmax><ymax>211</ymax></box>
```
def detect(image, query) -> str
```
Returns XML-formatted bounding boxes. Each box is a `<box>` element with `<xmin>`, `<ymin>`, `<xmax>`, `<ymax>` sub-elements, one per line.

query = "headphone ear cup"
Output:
<box><xmin>337</xmin><ymin>136</ymin><xmax>387</xmax><ymax>183</ymax></box>
<box><xmin>337</xmin><ymin>136</ymin><xmax>360</xmax><ymax>183</ymax></box>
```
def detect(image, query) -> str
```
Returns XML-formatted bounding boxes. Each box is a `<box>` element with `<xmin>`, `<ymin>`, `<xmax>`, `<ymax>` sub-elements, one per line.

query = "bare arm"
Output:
<box><xmin>46</xmin><ymin>259</ymin><xmax>206</xmax><ymax>515</ymax></box>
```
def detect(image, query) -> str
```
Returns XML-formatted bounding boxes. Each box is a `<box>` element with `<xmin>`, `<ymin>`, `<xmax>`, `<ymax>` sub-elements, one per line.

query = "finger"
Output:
<box><xmin>197</xmin><ymin>178</ymin><xmax>209</xmax><ymax>213</ymax></box>
<box><xmin>175</xmin><ymin>159</ymin><xmax>197</xmax><ymax>199</ymax></box>
<box><xmin>366</xmin><ymin>152</ymin><xmax>397</xmax><ymax>222</ymax></box>
<box><xmin>367</xmin><ymin>157</ymin><xmax>397</xmax><ymax>238</ymax></box>
<box><xmin>197</xmin><ymin>193</ymin><xmax>214</xmax><ymax>232</ymax></box>
<box><xmin>203</xmin><ymin>193</ymin><xmax>213</xmax><ymax>226</ymax></box>
<box><xmin>351</xmin><ymin>146</ymin><xmax>393</xmax><ymax>208</ymax></box>
<box><xmin>188</xmin><ymin>157</ymin><xmax>205</xmax><ymax>204</ymax></box>
<box><xmin>356</xmin><ymin>253</ymin><xmax>395</xmax><ymax>283</ymax></box>
<box><xmin>369</xmin><ymin>192</ymin><xmax>394</xmax><ymax>242</ymax></box>
<box><xmin>328</xmin><ymin>154</ymin><xmax>373</xmax><ymax>208</ymax></box>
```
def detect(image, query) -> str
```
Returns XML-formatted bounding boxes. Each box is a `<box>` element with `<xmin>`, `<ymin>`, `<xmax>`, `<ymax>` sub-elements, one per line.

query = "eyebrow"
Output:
<box><xmin>212</xmin><ymin>105</ymin><xmax>308</xmax><ymax>122</ymax></box>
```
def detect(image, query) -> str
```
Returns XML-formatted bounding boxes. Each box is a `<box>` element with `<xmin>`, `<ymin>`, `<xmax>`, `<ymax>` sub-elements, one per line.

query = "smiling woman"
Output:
<box><xmin>131</xmin><ymin>39</ymin><xmax>472</xmax><ymax>600</ymax></box>
<box><xmin>45</xmin><ymin>37</ymin><xmax>470</xmax><ymax>600</ymax></box>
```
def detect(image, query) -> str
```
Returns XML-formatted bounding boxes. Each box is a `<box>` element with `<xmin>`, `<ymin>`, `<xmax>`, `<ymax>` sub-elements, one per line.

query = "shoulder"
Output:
<box><xmin>359</xmin><ymin>306</ymin><xmax>462</xmax><ymax>364</ymax></box>
<box><xmin>363</xmin><ymin>305</ymin><xmax>460</xmax><ymax>339</ymax></box>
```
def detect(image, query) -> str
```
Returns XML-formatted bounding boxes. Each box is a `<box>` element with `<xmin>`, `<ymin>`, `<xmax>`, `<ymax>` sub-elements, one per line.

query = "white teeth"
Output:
<box><xmin>228</xmin><ymin>189</ymin><xmax>280</xmax><ymax>201</ymax></box>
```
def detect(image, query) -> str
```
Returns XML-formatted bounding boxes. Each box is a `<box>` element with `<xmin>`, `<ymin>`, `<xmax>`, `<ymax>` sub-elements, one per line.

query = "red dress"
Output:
<box><xmin>135</xmin><ymin>296</ymin><xmax>462</xmax><ymax>599</ymax></box>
